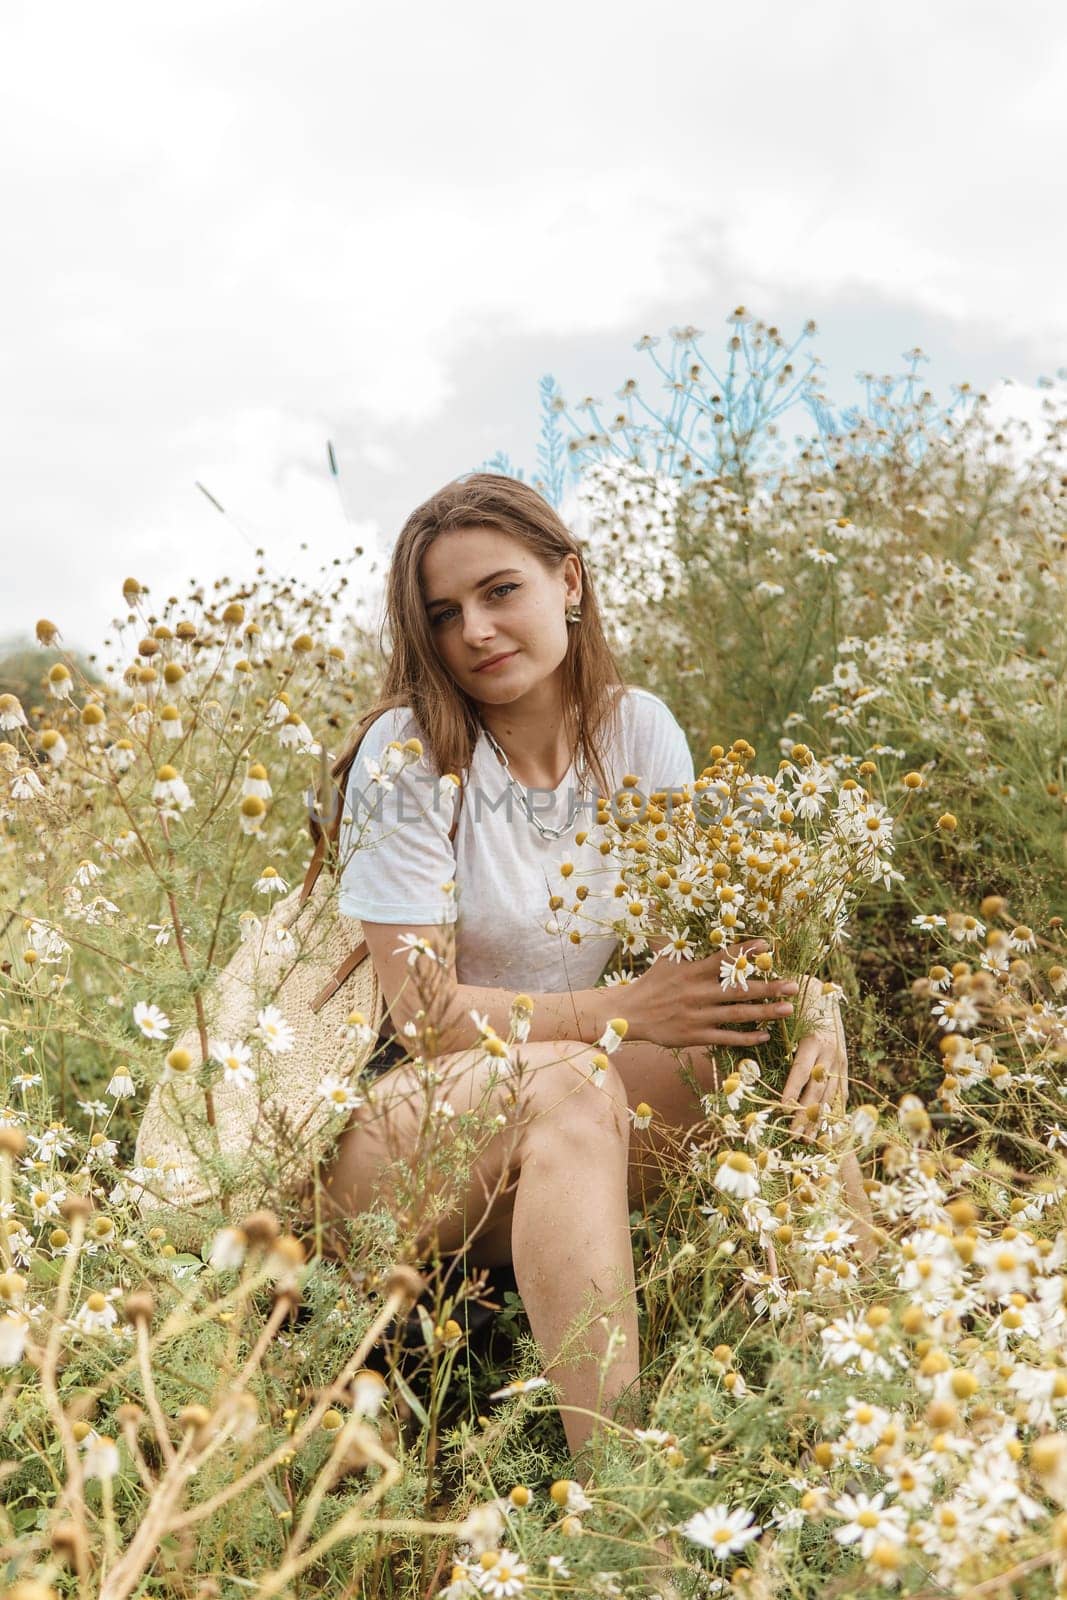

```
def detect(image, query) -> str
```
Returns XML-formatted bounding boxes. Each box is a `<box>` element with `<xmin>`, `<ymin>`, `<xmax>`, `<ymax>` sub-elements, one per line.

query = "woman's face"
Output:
<box><xmin>420</xmin><ymin>526</ymin><xmax>581</xmax><ymax>707</ymax></box>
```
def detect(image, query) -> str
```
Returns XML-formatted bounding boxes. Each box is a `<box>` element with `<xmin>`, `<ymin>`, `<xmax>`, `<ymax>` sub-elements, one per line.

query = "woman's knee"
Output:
<box><xmin>513</xmin><ymin>1041</ymin><xmax>630</xmax><ymax>1148</ymax></box>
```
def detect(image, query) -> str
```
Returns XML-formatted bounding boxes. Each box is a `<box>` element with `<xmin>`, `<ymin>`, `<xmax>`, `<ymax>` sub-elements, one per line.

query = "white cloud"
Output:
<box><xmin>979</xmin><ymin>379</ymin><xmax>1067</xmax><ymax>467</ymax></box>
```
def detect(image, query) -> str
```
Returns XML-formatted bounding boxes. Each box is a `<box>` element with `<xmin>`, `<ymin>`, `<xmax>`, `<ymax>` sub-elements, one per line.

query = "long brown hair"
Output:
<box><xmin>333</xmin><ymin>473</ymin><xmax>625</xmax><ymax>801</ymax></box>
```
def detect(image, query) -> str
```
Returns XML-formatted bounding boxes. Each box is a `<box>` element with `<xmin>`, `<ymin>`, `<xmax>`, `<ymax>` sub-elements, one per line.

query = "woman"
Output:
<box><xmin>318</xmin><ymin>473</ymin><xmax>850</xmax><ymax>1464</ymax></box>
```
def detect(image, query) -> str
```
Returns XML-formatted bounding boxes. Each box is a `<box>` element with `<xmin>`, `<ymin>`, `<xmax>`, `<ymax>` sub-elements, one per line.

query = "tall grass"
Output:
<box><xmin>2</xmin><ymin>314</ymin><xmax>1067</xmax><ymax>1597</ymax></box>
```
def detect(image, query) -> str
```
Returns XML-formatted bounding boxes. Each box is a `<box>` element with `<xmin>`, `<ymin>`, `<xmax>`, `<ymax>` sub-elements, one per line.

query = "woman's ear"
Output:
<box><xmin>564</xmin><ymin>552</ymin><xmax>583</xmax><ymax>605</ymax></box>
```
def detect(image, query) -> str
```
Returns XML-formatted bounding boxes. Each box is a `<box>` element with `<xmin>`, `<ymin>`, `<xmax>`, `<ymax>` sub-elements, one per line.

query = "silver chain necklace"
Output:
<box><xmin>480</xmin><ymin>722</ymin><xmax>589</xmax><ymax>841</ymax></box>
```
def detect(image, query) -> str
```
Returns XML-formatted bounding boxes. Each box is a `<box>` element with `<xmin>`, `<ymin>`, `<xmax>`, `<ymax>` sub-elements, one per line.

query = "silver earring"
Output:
<box><xmin>565</xmin><ymin>603</ymin><xmax>582</xmax><ymax>625</ymax></box>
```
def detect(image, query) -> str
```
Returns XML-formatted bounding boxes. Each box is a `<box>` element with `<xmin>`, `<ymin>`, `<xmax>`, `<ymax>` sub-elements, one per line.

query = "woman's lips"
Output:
<box><xmin>474</xmin><ymin>651</ymin><xmax>517</xmax><ymax>672</ymax></box>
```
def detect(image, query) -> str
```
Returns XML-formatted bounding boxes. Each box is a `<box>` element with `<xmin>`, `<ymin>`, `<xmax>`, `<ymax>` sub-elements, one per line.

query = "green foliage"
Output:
<box><xmin>1</xmin><ymin>317</ymin><xmax>1066</xmax><ymax>1597</ymax></box>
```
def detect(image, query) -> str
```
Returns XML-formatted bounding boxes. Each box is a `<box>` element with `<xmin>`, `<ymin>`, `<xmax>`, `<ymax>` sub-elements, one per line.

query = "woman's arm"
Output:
<box><xmin>362</xmin><ymin>920</ymin><xmax>795</xmax><ymax>1056</ymax></box>
<box><xmin>359</xmin><ymin>918</ymin><xmax>620</xmax><ymax>1054</ymax></box>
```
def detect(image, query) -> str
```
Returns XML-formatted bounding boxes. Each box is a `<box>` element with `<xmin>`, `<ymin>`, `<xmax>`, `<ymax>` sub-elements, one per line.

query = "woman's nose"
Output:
<box><xmin>461</xmin><ymin>607</ymin><xmax>494</xmax><ymax>643</ymax></box>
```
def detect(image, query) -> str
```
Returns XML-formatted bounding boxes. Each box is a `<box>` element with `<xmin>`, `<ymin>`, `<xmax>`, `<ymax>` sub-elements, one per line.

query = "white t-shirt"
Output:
<box><xmin>336</xmin><ymin>686</ymin><xmax>695</xmax><ymax>993</ymax></box>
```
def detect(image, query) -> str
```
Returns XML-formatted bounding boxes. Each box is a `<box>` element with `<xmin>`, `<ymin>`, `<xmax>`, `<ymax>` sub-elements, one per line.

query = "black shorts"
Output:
<box><xmin>363</xmin><ymin>1031</ymin><xmax>410</xmax><ymax>1082</ymax></box>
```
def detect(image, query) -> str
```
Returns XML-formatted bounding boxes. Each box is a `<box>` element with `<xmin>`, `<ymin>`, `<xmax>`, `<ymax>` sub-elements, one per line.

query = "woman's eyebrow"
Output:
<box><xmin>425</xmin><ymin>568</ymin><xmax>522</xmax><ymax>610</ymax></box>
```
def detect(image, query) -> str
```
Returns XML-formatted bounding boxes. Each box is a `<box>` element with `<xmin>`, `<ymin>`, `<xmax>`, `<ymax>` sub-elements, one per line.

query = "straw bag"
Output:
<box><xmin>132</xmin><ymin>729</ymin><xmax>464</xmax><ymax>1245</ymax></box>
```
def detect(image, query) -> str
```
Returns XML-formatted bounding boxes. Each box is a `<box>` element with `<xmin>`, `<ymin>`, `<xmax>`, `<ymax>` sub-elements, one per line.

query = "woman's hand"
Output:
<box><xmin>626</xmin><ymin>939</ymin><xmax>800</xmax><ymax>1049</ymax></box>
<box><xmin>780</xmin><ymin>981</ymin><xmax>848</xmax><ymax>1140</ymax></box>
<box><xmin>779</xmin><ymin>982</ymin><xmax>880</xmax><ymax>1265</ymax></box>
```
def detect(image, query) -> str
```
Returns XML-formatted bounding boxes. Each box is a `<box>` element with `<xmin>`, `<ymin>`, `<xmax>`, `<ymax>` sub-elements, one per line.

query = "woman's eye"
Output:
<box><xmin>430</xmin><ymin>583</ymin><xmax>519</xmax><ymax>626</ymax></box>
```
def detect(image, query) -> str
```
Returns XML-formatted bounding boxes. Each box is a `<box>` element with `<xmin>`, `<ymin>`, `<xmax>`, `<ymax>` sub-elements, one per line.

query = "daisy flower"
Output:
<box><xmin>634</xmin><ymin>1427</ymin><xmax>676</xmax><ymax>1447</ymax></box>
<box><xmin>11</xmin><ymin>768</ymin><xmax>45</xmax><ymax>800</ymax></box>
<box><xmin>679</xmin><ymin>1502</ymin><xmax>761</xmax><ymax>1557</ymax></box>
<box><xmin>472</xmin><ymin>1549</ymin><xmax>527</xmax><ymax>1597</ymax></box>
<box><xmin>508</xmin><ymin>994</ymin><xmax>534</xmax><ymax>1042</ymax></box>
<box><xmin>713</xmin><ymin>1151</ymin><xmax>760</xmax><ymax>1201</ymax></box>
<box><xmin>277</xmin><ymin>712</ymin><xmax>315</xmax><ymax>751</ymax></box>
<box><xmin>946</xmin><ymin>913</ymin><xmax>986</xmax><ymax>943</ymax></box>
<box><xmin>883</xmin><ymin>1455</ymin><xmax>935</xmax><ymax>1510</ymax></box>
<box><xmin>29</xmin><ymin>1126</ymin><xmax>73</xmax><ymax>1160</ymax></box>
<box><xmin>721</xmin><ymin>1072</ymin><xmax>745</xmax><ymax>1111</ymax></box>
<box><xmin>489</xmin><ymin>1376</ymin><xmax>549</xmax><ymax>1400</ymax></box>
<box><xmin>26</xmin><ymin>921</ymin><xmax>70</xmax><ymax>962</ymax></box>
<box><xmin>0</xmin><ymin>1311</ymin><xmax>30</xmax><ymax>1367</ymax></box>
<box><xmin>842</xmin><ymin>1398</ymin><xmax>892</xmax><ymax>1449</ymax></box>
<box><xmin>71</xmin><ymin>1290</ymin><xmax>120</xmax><ymax>1336</ymax></box>
<box><xmin>132</xmin><ymin>1001</ymin><xmax>170</xmax><ymax>1040</ymax></box>
<box><xmin>339</xmin><ymin>1010</ymin><xmax>377</xmax><ymax>1048</ymax></box>
<box><xmin>587</xmin><ymin>1052</ymin><xmax>610</xmax><ymax>1088</ymax></box>
<box><xmin>458</xmin><ymin>1501</ymin><xmax>509</xmax><ymax>1555</ymax></box>
<box><xmin>718</xmin><ymin>951</ymin><xmax>752</xmax><ymax>991</ymax></box>
<box><xmin>212</xmin><ymin>1039</ymin><xmax>255</xmax><ymax>1089</ymax></box>
<box><xmin>821</xmin><ymin>1312</ymin><xmax>899</xmax><ymax>1378</ymax></box>
<box><xmin>256</xmin><ymin>1005</ymin><xmax>295</xmax><ymax>1053</ymax></box>
<box><xmin>931</xmin><ymin>995</ymin><xmax>981</xmax><ymax>1033</ymax></box>
<box><xmin>254</xmin><ymin>867</ymin><xmax>289</xmax><ymax>896</ymax></box>
<box><xmin>394</xmin><ymin>932</ymin><xmax>446</xmax><ymax>968</ymax></box>
<box><xmin>242</xmin><ymin>762</ymin><xmax>272</xmax><ymax>799</ymax></box>
<box><xmin>239</xmin><ymin>796</ymin><xmax>267</xmax><ymax>836</ymax></box>
<box><xmin>362</xmin><ymin>756</ymin><xmax>400</xmax><ymax>792</ymax></box>
<box><xmin>439</xmin><ymin>1562</ymin><xmax>478</xmax><ymax>1599</ymax></box>
<box><xmin>478</xmin><ymin>1033</ymin><xmax>512</xmax><ymax>1074</ymax></box>
<box><xmin>793</xmin><ymin>769</ymin><xmax>835</xmax><ymax>819</ymax></box>
<box><xmin>976</xmin><ymin>1237</ymin><xmax>1038</xmax><ymax>1298</ymax></box>
<box><xmin>801</xmin><ymin>1219</ymin><xmax>857</xmax><ymax>1257</ymax></box>
<box><xmin>208</xmin><ymin>1227</ymin><xmax>249</xmax><ymax>1272</ymax></box>
<box><xmin>106</xmin><ymin>1071</ymin><xmax>136</xmax><ymax>1099</ymax></box>
<box><xmin>0</xmin><ymin>694</ymin><xmax>28</xmax><ymax>731</ymax></box>
<box><xmin>351</xmin><ymin>1368</ymin><xmax>389</xmax><ymax>1417</ymax></box>
<box><xmin>38</xmin><ymin>729</ymin><xmax>68</xmax><ymax>764</ymax></box>
<box><xmin>152</xmin><ymin>765</ymin><xmax>193</xmax><ymax>814</ymax></box>
<box><xmin>596</xmin><ymin>1017</ymin><xmax>629</xmax><ymax>1053</ymax></box>
<box><xmin>106</xmin><ymin>738</ymin><xmax>136</xmax><ymax>771</ymax></box>
<box><xmin>83</xmin><ymin>1436</ymin><xmax>121</xmax><ymax>1481</ymax></box>
<box><xmin>318</xmin><ymin>1075</ymin><xmax>364</xmax><ymax>1114</ymax></box>
<box><xmin>47</xmin><ymin>662</ymin><xmax>73</xmax><ymax>698</ymax></box>
<box><xmin>832</xmin><ymin>1490</ymin><xmax>907</xmax><ymax>1559</ymax></box>
<box><xmin>549</xmin><ymin>1478</ymin><xmax>592</xmax><ymax>1514</ymax></box>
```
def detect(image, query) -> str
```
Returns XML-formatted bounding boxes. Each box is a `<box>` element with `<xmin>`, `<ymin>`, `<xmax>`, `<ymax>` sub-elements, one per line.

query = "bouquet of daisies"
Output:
<box><xmin>546</xmin><ymin>738</ymin><xmax>911</xmax><ymax>1078</ymax></box>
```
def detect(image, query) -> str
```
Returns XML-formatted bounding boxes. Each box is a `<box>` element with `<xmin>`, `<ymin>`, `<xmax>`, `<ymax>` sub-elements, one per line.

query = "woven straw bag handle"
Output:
<box><xmin>298</xmin><ymin>729</ymin><xmax>466</xmax><ymax>1013</ymax></box>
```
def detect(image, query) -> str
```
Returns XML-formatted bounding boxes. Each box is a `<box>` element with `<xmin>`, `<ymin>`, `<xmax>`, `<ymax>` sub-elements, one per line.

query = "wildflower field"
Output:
<box><xmin>2</xmin><ymin>313</ymin><xmax>1067</xmax><ymax>1598</ymax></box>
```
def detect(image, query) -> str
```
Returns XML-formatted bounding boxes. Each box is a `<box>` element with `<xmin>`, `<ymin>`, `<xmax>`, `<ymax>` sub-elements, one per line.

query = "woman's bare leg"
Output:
<box><xmin>313</xmin><ymin>1032</ymin><xmax>790</xmax><ymax>1460</ymax></box>
<box><xmin>316</xmin><ymin>1040</ymin><xmax>639</xmax><ymax>1458</ymax></box>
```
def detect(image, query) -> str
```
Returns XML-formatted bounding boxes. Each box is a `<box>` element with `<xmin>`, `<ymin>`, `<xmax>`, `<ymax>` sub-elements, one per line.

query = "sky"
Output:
<box><xmin>2</xmin><ymin>0</ymin><xmax>1065</xmax><ymax>658</ymax></box>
